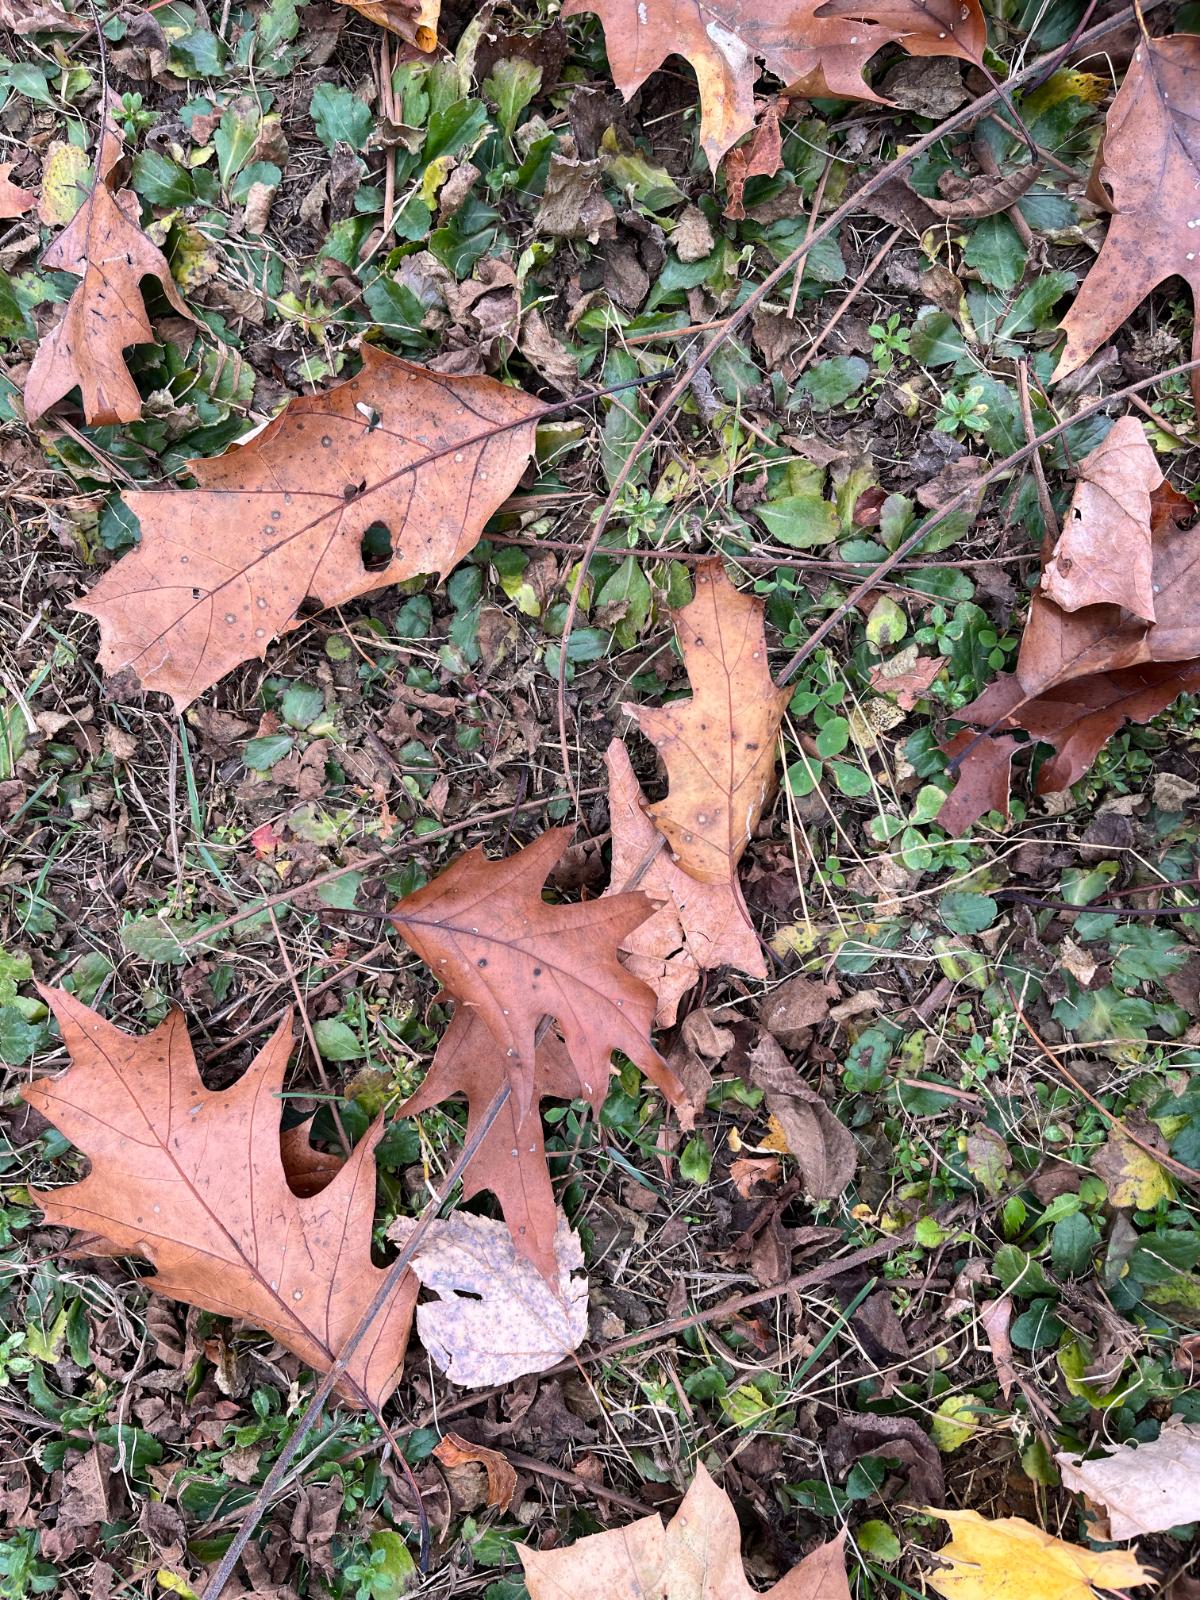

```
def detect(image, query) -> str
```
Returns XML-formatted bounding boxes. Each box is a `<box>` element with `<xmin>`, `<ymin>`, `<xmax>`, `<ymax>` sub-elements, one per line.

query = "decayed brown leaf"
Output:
<box><xmin>1054</xmin><ymin>33</ymin><xmax>1200</xmax><ymax>407</ymax></box>
<box><xmin>921</xmin><ymin>1507</ymin><xmax>1151</xmax><ymax>1600</ymax></box>
<box><xmin>400</xmin><ymin>1008</ymin><xmax>582</xmax><ymax>1280</ymax></box>
<box><xmin>561</xmin><ymin>0</ymin><xmax>984</xmax><ymax>169</ymax></box>
<box><xmin>939</xmin><ymin>426</ymin><xmax>1200</xmax><ymax>832</ymax></box>
<box><xmin>22</xmin><ymin>989</ymin><xmax>417</xmax><ymax>1409</ymax></box>
<box><xmin>0</xmin><ymin>163</ymin><xmax>33</xmax><ymax>218</ymax></box>
<box><xmin>605</xmin><ymin>739</ymin><xmax>766</xmax><ymax>1026</ymax></box>
<box><xmin>1056</xmin><ymin>1419</ymin><xmax>1200</xmax><ymax>1540</ymax></box>
<box><xmin>521</xmin><ymin>1462</ymin><xmax>851</xmax><ymax>1600</ymax></box>
<box><xmin>432</xmin><ymin>1433</ymin><xmax>517</xmax><ymax>1512</ymax></box>
<box><xmin>74</xmin><ymin>348</ymin><xmax>541</xmax><ymax>710</ymax></box>
<box><xmin>626</xmin><ymin>559</ymin><xmax>789</xmax><ymax>886</ymax></box>
<box><xmin>332</xmin><ymin>0</ymin><xmax>438</xmax><ymax>47</ymax></box>
<box><xmin>24</xmin><ymin>119</ymin><xmax>192</xmax><ymax>427</ymax></box>
<box><xmin>390</xmin><ymin>828</ymin><xmax>684</xmax><ymax>1124</ymax></box>
<box><xmin>748</xmin><ymin>1033</ymin><xmax>856</xmax><ymax>1200</ymax></box>
<box><xmin>390</xmin><ymin>1211</ymin><xmax>587</xmax><ymax>1387</ymax></box>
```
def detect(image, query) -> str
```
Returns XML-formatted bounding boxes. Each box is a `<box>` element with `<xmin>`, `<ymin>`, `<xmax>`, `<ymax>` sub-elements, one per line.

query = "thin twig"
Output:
<box><xmin>1017</xmin><ymin>358</ymin><xmax>1060</xmax><ymax>544</ymax></box>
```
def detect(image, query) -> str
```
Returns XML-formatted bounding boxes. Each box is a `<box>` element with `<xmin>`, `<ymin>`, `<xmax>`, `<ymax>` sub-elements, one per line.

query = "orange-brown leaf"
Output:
<box><xmin>400</xmin><ymin>1007</ymin><xmax>583</xmax><ymax>1280</ymax></box>
<box><xmin>626</xmin><ymin>559</ymin><xmax>789</xmax><ymax>885</ymax></box>
<box><xmin>433</xmin><ymin>1433</ymin><xmax>517</xmax><ymax>1512</ymax></box>
<box><xmin>24</xmin><ymin>121</ymin><xmax>192</xmax><ymax>426</ymax></box>
<box><xmin>389</xmin><ymin>829</ymin><xmax>684</xmax><ymax>1125</ymax></box>
<box><xmin>22</xmin><ymin>989</ymin><xmax>416</xmax><ymax>1409</ymax></box>
<box><xmin>562</xmin><ymin>0</ymin><xmax>984</xmax><ymax>169</ymax></box>
<box><xmin>521</xmin><ymin>1462</ymin><xmax>852</xmax><ymax>1600</ymax></box>
<box><xmin>73</xmin><ymin>348</ymin><xmax>542</xmax><ymax>710</ymax></box>
<box><xmin>0</xmin><ymin>162</ymin><xmax>33</xmax><ymax>218</ymax></box>
<box><xmin>936</xmin><ymin>728</ymin><xmax>1017</xmax><ymax>837</ymax></box>
<box><xmin>331</xmin><ymin>0</ymin><xmax>438</xmax><ymax>46</ymax></box>
<box><xmin>605</xmin><ymin>738</ymin><xmax>765</xmax><ymax>1025</ymax></box>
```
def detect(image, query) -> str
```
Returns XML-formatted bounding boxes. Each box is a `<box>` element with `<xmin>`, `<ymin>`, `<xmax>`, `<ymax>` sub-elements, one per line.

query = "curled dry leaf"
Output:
<box><xmin>391</xmin><ymin>1211</ymin><xmax>587</xmax><ymax>1387</ymax></box>
<box><xmin>332</xmin><ymin>0</ymin><xmax>438</xmax><ymax>47</ymax></box>
<box><xmin>521</xmin><ymin>1461</ymin><xmax>852</xmax><ymax>1600</ymax></box>
<box><xmin>0</xmin><ymin>162</ymin><xmax>33</xmax><ymax>218</ymax></box>
<box><xmin>562</xmin><ymin>0</ymin><xmax>984</xmax><ymax>170</ymax></box>
<box><xmin>75</xmin><ymin>349</ymin><xmax>541</xmax><ymax>710</ymax></box>
<box><xmin>24</xmin><ymin>119</ymin><xmax>192</xmax><ymax>427</ymax></box>
<box><xmin>1056</xmin><ymin>1420</ymin><xmax>1200</xmax><ymax>1540</ymax></box>
<box><xmin>604</xmin><ymin>739</ymin><xmax>766</xmax><ymax>1027</ymax></box>
<box><xmin>391</xmin><ymin>829</ymin><xmax>683</xmax><ymax>1125</ymax></box>
<box><xmin>748</xmin><ymin>1033</ymin><xmax>856</xmax><ymax>1200</ymax></box>
<box><xmin>1040</xmin><ymin>417</ymin><xmax>1163</xmax><ymax>621</ymax></box>
<box><xmin>432</xmin><ymin>1433</ymin><xmax>517</xmax><ymax>1512</ymax></box>
<box><xmin>979</xmin><ymin>1296</ymin><xmax>1015</xmax><ymax>1401</ymax></box>
<box><xmin>917</xmin><ymin>160</ymin><xmax>1043</xmax><ymax>221</ymax></box>
<box><xmin>921</xmin><ymin>1508</ymin><xmax>1151</xmax><ymax>1600</ymax></box>
<box><xmin>400</xmin><ymin>1007</ymin><xmax>582</xmax><ymax>1281</ymax></box>
<box><xmin>1054</xmin><ymin>33</ymin><xmax>1200</xmax><ymax>408</ymax></box>
<box><xmin>939</xmin><ymin>429</ymin><xmax>1200</xmax><ymax>833</ymax></box>
<box><xmin>22</xmin><ymin>989</ymin><xmax>416</xmax><ymax>1409</ymax></box>
<box><xmin>625</xmin><ymin>558</ymin><xmax>789</xmax><ymax>886</ymax></box>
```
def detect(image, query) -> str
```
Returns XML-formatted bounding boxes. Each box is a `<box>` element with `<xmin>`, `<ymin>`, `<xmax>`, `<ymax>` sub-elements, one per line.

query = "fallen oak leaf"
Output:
<box><xmin>561</xmin><ymin>0</ymin><xmax>985</xmax><ymax>170</ymax></box>
<box><xmin>604</xmin><ymin>739</ymin><xmax>766</xmax><ymax>1027</ymax></box>
<box><xmin>1054</xmin><ymin>33</ymin><xmax>1200</xmax><ymax>409</ymax></box>
<box><xmin>24</xmin><ymin>118</ymin><xmax>192</xmax><ymax>426</ymax></box>
<box><xmin>390</xmin><ymin>1211</ymin><xmax>587</xmax><ymax>1387</ymax></box>
<box><xmin>921</xmin><ymin>1507</ymin><xmax>1152</xmax><ymax>1600</ymax></box>
<box><xmin>1039</xmin><ymin>417</ymin><xmax>1163</xmax><ymax>621</ymax></box>
<box><xmin>399</xmin><ymin>1007</ymin><xmax>583</xmax><ymax>1281</ymax></box>
<box><xmin>625</xmin><ymin>558</ymin><xmax>790</xmax><ymax>886</ymax></box>
<box><xmin>934</xmin><ymin>728</ymin><xmax>1017</xmax><ymax>837</ymax></box>
<box><xmin>520</xmin><ymin>1461</ymin><xmax>852</xmax><ymax>1600</ymax></box>
<box><xmin>1056</xmin><ymin>1419</ymin><xmax>1200</xmax><ymax>1540</ymax></box>
<box><xmin>74</xmin><ymin>348</ymin><xmax>542</xmax><ymax>710</ymax></box>
<box><xmin>390</xmin><ymin>827</ymin><xmax>684</xmax><ymax>1124</ymax></box>
<box><xmin>0</xmin><ymin>163</ymin><xmax>33</xmax><ymax>218</ymax></box>
<box><xmin>21</xmin><ymin>989</ymin><xmax>416</xmax><ymax>1410</ymax></box>
<box><xmin>433</xmin><ymin>1433</ymin><xmax>517</xmax><ymax>1512</ymax></box>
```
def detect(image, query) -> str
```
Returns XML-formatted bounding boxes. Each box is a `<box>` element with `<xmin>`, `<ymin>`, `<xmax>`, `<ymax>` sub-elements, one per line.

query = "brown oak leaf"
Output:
<box><xmin>521</xmin><ymin>1462</ymin><xmax>851</xmax><ymax>1600</ymax></box>
<box><xmin>561</xmin><ymin>0</ymin><xmax>984</xmax><ymax>170</ymax></box>
<box><xmin>389</xmin><ymin>828</ymin><xmax>684</xmax><ymax>1124</ymax></box>
<box><xmin>400</xmin><ymin>1008</ymin><xmax>583</xmax><ymax>1280</ymax></box>
<box><xmin>24</xmin><ymin>119</ymin><xmax>192</xmax><ymax>426</ymax></box>
<box><xmin>1054</xmin><ymin>33</ymin><xmax>1200</xmax><ymax>408</ymax></box>
<box><xmin>935</xmin><ymin>728</ymin><xmax>1018</xmax><ymax>837</ymax></box>
<box><xmin>605</xmin><ymin>739</ymin><xmax>766</xmax><ymax>1026</ymax></box>
<box><xmin>625</xmin><ymin>558</ymin><xmax>789</xmax><ymax>885</ymax></box>
<box><xmin>73</xmin><ymin>348</ymin><xmax>542</xmax><ymax>710</ymax></box>
<box><xmin>22</xmin><ymin>989</ymin><xmax>416</xmax><ymax>1409</ymax></box>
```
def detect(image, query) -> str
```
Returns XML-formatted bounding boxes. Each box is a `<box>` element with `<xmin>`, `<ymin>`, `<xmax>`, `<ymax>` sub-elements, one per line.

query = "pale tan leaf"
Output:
<box><xmin>390</xmin><ymin>1211</ymin><xmax>587</xmax><ymax>1387</ymax></box>
<box><xmin>1056</xmin><ymin>1420</ymin><xmax>1200</xmax><ymax>1540</ymax></box>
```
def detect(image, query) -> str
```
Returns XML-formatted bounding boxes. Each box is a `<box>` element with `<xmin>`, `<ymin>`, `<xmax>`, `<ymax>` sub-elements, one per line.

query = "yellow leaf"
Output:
<box><xmin>761</xmin><ymin>1112</ymin><xmax>790</xmax><ymax>1154</ymax></box>
<box><xmin>1093</xmin><ymin>1131</ymin><xmax>1174</xmax><ymax>1210</ymax></box>
<box><xmin>921</xmin><ymin>1508</ymin><xmax>1152</xmax><ymax>1600</ymax></box>
<box><xmin>931</xmin><ymin>1395</ymin><xmax>983</xmax><ymax>1454</ymax></box>
<box><xmin>38</xmin><ymin>141</ymin><xmax>91</xmax><ymax>227</ymax></box>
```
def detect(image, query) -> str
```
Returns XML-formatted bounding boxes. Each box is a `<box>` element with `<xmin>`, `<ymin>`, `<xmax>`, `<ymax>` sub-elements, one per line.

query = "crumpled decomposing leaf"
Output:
<box><xmin>626</xmin><ymin>557</ymin><xmax>789</xmax><ymax>885</ymax></box>
<box><xmin>604</xmin><ymin>738</ymin><xmax>766</xmax><ymax>1026</ymax></box>
<box><xmin>940</xmin><ymin>420</ymin><xmax>1200</xmax><ymax>832</ymax></box>
<box><xmin>390</xmin><ymin>1211</ymin><xmax>587</xmax><ymax>1387</ymax></box>
<box><xmin>24</xmin><ymin>116</ymin><xmax>193</xmax><ymax>427</ymax></box>
<box><xmin>922</xmin><ymin>1507</ymin><xmax>1152</xmax><ymax>1600</ymax></box>
<box><xmin>1054</xmin><ymin>31</ymin><xmax>1200</xmax><ymax>409</ymax></box>
<box><xmin>1056</xmin><ymin>1419</ymin><xmax>1200</xmax><ymax>1539</ymax></box>
<box><xmin>562</xmin><ymin>0</ymin><xmax>985</xmax><ymax>169</ymax></box>
<box><xmin>332</xmin><ymin>0</ymin><xmax>438</xmax><ymax>48</ymax></box>
<box><xmin>521</xmin><ymin>1461</ymin><xmax>851</xmax><ymax>1600</ymax></box>
<box><xmin>748</xmin><ymin>1032</ymin><xmax>856</xmax><ymax>1200</ymax></box>
<box><xmin>74</xmin><ymin>348</ymin><xmax>542</xmax><ymax>710</ymax></box>
<box><xmin>22</xmin><ymin>988</ymin><xmax>417</xmax><ymax>1410</ymax></box>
